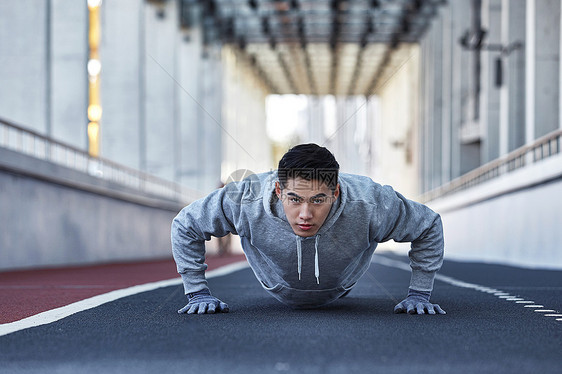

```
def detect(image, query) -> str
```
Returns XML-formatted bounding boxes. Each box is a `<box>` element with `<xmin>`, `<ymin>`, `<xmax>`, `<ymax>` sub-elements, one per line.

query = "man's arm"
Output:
<box><xmin>371</xmin><ymin>185</ymin><xmax>445</xmax><ymax>314</ymax></box>
<box><xmin>171</xmin><ymin>185</ymin><xmax>240</xmax><ymax>314</ymax></box>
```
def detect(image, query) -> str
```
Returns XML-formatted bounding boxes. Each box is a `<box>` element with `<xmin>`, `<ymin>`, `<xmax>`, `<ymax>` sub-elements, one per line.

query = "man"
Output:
<box><xmin>172</xmin><ymin>144</ymin><xmax>445</xmax><ymax>315</ymax></box>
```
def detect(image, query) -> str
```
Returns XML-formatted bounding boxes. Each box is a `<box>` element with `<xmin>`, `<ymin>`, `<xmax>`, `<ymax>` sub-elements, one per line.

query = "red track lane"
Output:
<box><xmin>0</xmin><ymin>254</ymin><xmax>246</xmax><ymax>324</ymax></box>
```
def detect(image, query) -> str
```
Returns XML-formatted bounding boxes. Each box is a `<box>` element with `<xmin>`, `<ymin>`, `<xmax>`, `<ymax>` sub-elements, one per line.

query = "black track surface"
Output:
<box><xmin>1</xmin><ymin>253</ymin><xmax>561</xmax><ymax>374</ymax></box>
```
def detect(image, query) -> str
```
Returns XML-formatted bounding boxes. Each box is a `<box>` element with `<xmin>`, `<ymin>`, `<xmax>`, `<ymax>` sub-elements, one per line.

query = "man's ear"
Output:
<box><xmin>333</xmin><ymin>183</ymin><xmax>340</xmax><ymax>199</ymax></box>
<box><xmin>275</xmin><ymin>181</ymin><xmax>282</xmax><ymax>198</ymax></box>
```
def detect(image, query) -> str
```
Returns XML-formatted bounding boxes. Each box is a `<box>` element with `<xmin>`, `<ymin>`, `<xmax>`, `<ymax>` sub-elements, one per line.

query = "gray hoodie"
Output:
<box><xmin>172</xmin><ymin>171</ymin><xmax>444</xmax><ymax>308</ymax></box>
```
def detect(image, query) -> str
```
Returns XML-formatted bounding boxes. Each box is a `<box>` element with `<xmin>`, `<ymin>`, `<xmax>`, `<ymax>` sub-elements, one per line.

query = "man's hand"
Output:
<box><xmin>394</xmin><ymin>289</ymin><xmax>446</xmax><ymax>315</ymax></box>
<box><xmin>178</xmin><ymin>289</ymin><xmax>229</xmax><ymax>314</ymax></box>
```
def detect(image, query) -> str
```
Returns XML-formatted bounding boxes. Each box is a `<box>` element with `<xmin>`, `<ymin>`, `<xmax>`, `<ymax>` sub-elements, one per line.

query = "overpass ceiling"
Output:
<box><xmin>196</xmin><ymin>0</ymin><xmax>444</xmax><ymax>96</ymax></box>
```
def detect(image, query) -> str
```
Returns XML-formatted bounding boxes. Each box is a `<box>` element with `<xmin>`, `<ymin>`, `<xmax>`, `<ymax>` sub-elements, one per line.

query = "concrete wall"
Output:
<box><xmin>428</xmin><ymin>153</ymin><xmax>562</xmax><ymax>269</ymax></box>
<box><xmin>0</xmin><ymin>147</ymin><xmax>183</xmax><ymax>271</ymax></box>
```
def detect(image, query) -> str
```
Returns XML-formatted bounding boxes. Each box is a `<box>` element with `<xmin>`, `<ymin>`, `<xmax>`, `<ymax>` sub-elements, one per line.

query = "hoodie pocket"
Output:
<box><xmin>261</xmin><ymin>282</ymin><xmax>348</xmax><ymax>308</ymax></box>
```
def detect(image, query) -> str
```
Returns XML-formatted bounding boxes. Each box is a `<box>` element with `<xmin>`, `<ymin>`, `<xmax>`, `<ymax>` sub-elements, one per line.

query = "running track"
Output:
<box><xmin>0</xmin><ymin>252</ymin><xmax>561</xmax><ymax>373</ymax></box>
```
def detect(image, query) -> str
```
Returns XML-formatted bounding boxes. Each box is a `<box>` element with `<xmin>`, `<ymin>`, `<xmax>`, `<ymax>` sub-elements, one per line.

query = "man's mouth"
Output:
<box><xmin>297</xmin><ymin>224</ymin><xmax>313</xmax><ymax>231</ymax></box>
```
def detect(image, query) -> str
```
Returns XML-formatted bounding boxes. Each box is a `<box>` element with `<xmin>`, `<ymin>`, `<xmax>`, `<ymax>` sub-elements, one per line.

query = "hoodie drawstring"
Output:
<box><xmin>296</xmin><ymin>237</ymin><xmax>302</xmax><ymax>281</ymax></box>
<box><xmin>314</xmin><ymin>235</ymin><xmax>320</xmax><ymax>284</ymax></box>
<box><xmin>295</xmin><ymin>235</ymin><xmax>320</xmax><ymax>284</ymax></box>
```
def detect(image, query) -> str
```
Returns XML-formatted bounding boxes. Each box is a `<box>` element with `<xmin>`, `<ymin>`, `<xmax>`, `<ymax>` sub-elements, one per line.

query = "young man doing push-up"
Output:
<box><xmin>172</xmin><ymin>144</ymin><xmax>445</xmax><ymax>315</ymax></box>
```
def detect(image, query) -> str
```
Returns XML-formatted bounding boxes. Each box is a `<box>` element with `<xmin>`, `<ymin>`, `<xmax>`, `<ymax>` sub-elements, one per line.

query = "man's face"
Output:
<box><xmin>275</xmin><ymin>177</ymin><xmax>340</xmax><ymax>237</ymax></box>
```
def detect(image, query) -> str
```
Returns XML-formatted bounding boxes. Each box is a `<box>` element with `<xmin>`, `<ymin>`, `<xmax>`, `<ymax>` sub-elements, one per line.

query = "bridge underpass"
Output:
<box><xmin>1</xmin><ymin>0</ymin><xmax>562</xmax><ymax>373</ymax></box>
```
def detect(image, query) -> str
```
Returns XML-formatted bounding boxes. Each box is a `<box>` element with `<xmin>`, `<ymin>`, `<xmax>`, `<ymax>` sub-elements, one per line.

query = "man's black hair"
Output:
<box><xmin>277</xmin><ymin>143</ymin><xmax>340</xmax><ymax>191</ymax></box>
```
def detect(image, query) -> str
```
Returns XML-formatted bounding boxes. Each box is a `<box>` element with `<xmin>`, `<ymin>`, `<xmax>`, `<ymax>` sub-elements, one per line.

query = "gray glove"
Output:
<box><xmin>178</xmin><ymin>289</ymin><xmax>229</xmax><ymax>314</ymax></box>
<box><xmin>394</xmin><ymin>289</ymin><xmax>446</xmax><ymax>315</ymax></box>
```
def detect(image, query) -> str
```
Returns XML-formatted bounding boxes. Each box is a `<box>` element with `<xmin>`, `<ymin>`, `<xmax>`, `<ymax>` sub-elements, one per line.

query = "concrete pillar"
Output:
<box><xmin>307</xmin><ymin>97</ymin><xmax>325</xmax><ymax>145</ymax></box>
<box><xmin>143</xmin><ymin>0</ymin><xmax>178</xmax><ymax>181</ymax></box>
<box><xmin>418</xmin><ymin>36</ymin><xmax>427</xmax><ymax>193</ymax></box>
<box><xmin>178</xmin><ymin>26</ymin><xmax>203</xmax><ymax>189</ymax></box>
<box><xmin>345</xmin><ymin>96</ymin><xmax>367</xmax><ymax>175</ymax></box>
<box><xmin>374</xmin><ymin>46</ymin><xmax>420</xmax><ymax>197</ymax></box>
<box><xmin>421</xmin><ymin>33</ymin><xmax>432</xmax><ymax>192</ymax></box>
<box><xmin>221</xmin><ymin>46</ymin><xmax>272</xmax><ymax>184</ymax></box>
<box><xmin>355</xmin><ymin>96</ymin><xmax>371</xmax><ymax>176</ymax></box>
<box><xmin>441</xmin><ymin>6</ymin><xmax>452</xmax><ymax>184</ymax></box>
<box><xmin>558</xmin><ymin>2</ymin><xmax>562</xmax><ymax>129</ymax></box>
<box><xmin>500</xmin><ymin>0</ymin><xmax>526</xmax><ymax>155</ymax></box>
<box><xmin>526</xmin><ymin>0</ymin><xmax>560</xmax><ymax>143</ymax></box>
<box><xmin>101</xmin><ymin>0</ymin><xmax>144</xmax><ymax>169</ymax></box>
<box><xmin>459</xmin><ymin>0</ymin><xmax>482</xmax><ymax>175</ymax></box>
<box><xmin>431</xmin><ymin>12</ymin><xmax>443</xmax><ymax>190</ymax></box>
<box><xmin>50</xmin><ymin>0</ymin><xmax>88</xmax><ymax>149</ymax></box>
<box><xmin>199</xmin><ymin>45</ymin><xmax>223</xmax><ymax>192</ymax></box>
<box><xmin>481</xmin><ymin>0</ymin><xmax>502</xmax><ymax>162</ymax></box>
<box><xmin>450</xmin><ymin>0</ymin><xmax>472</xmax><ymax>179</ymax></box>
<box><xmin>368</xmin><ymin>96</ymin><xmax>381</xmax><ymax>181</ymax></box>
<box><xmin>0</xmin><ymin>1</ymin><xmax>49</xmax><ymax>133</ymax></box>
<box><xmin>331</xmin><ymin>97</ymin><xmax>342</xmax><ymax>168</ymax></box>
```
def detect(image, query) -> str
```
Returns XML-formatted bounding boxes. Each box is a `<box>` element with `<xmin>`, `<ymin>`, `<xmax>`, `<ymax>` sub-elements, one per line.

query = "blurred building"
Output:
<box><xmin>1</xmin><ymin>0</ymin><xmax>561</xmax><ymax>270</ymax></box>
<box><xmin>417</xmin><ymin>0</ymin><xmax>562</xmax><ymax>268</ymax></box>
<box><xmin>0</xmin><ymin>0</ymin><xmax>272</xmax><ymax>195</ymax></box>
<box><xmin>0</xmin><ymin>0</ymin><xmax>272</xmax><ymax>269</ymax></box>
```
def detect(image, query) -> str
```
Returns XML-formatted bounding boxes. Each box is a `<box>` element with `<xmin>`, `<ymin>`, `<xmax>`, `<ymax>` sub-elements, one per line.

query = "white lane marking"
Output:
<box><xmin>373</xmin><ymin>255</ymin><xmax>561</xmax><ymax>323</ymax></box>
<box><xmin>544</xmin><ymin>314</ymin><xmax>562</xmax><ymax>317</ymax></box>
<box><xmin>0</xmin><ymin>260</ymin><xmax>249</xmax><ymax>337</ymax></box>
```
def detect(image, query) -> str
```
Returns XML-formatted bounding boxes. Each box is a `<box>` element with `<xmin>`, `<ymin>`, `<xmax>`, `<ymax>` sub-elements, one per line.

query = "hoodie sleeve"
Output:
<box><xmin>171</xmin><ymin>184</ymin><xmax>241</xmax><ymax>295</ymax></box>
<box><xmin>371</xmin><ymin>185</ymin><xmax>444</xmax><ymax>292</ymax></box>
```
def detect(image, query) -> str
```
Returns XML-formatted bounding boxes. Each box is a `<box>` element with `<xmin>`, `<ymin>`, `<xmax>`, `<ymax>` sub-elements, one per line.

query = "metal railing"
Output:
<box><xmin>0</xmin><ymin>117</ymin><xmax>201</xmax><ymax>204</ymax></box>
<box><xmin>420</xmin><ymin>128</ymin><xmax>562</xmax><ymax>203</ymax></box>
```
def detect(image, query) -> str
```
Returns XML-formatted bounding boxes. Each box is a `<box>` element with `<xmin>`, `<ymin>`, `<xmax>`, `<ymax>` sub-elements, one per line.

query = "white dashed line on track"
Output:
<box><xmin>374</xmin><ymin>255</ymin><xmax>562</xmax><ymax>323</ymax></box>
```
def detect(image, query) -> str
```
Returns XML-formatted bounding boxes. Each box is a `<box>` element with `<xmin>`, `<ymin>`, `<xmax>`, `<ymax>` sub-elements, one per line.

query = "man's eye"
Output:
<box><xmin>312</xmin><ymin>198</ymin><xmax>325</xmax><ymax>204</ymax></box>
<box><xmin>290</xmin><ymin>197</ymin><xmax>301</xmax><ymax>203</ymax></box>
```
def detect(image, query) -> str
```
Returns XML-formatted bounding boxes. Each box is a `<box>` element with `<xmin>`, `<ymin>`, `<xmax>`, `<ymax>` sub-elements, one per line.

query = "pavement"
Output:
<box><xmin>0</xmin><ymin>251</ymin><xmax>561</xmax><ymax>374</ymax></box>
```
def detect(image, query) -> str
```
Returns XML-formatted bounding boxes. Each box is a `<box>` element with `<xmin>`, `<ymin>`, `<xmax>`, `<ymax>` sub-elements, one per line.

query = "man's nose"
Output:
<box><xmin>299</xmin><ymin>203</ymin><xmax>313</xmax><ymax>220</ymax></box>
